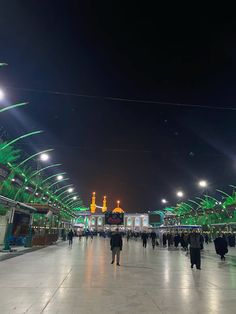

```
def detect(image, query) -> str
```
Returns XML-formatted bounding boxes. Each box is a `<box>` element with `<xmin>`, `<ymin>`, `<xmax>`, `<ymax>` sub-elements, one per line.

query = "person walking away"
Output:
<box><xmin>78</xmin><ymin>229</ymin><xmax>82</xmax><ymax>241</ymax></box>
<box><xmin>167</xmin><ymin>233</ymin><xmax>172</xmax><ymax>247</ymax></box>
<box><xmin>142</xmin><ymin>231</ymin><xmax>148</xmax><ymax>248</ymax></box>
<box><xmin>183</xmin><ymin>232</ymin><xmax>189</xmax><ymax>252</ymax></box>
<box><xmin>228</xmin><ymin>233</ymin><xmax>236</xmax><ymax>247</ymax></box>
<box><xmin>127</xmin><ymin>231</ymin><xmax>130</xmax><ymax>242</ymax></box>
<box><xmin>200</xmin><ymin>233</ymin><xmax>204</xmax><ymax>250</ymax></box>
<box><xmin>204</xmin><ymin>233</ymin><xmax>209</xmax><ymax>244</ymax></box>
<box><xmin>150</xmin><ymin>230</ymin><xmax>157</xmax><ymax>249</ymax></box>
<box><xmin>162</xmin><ymin>233</ymin><xmax>167</xmax><ymax>247</ymax></box>
<box><xmin>188</xmin><ymin>230</ymin><xmax>202</xmax><ymax>269</ymax></box>
<box><xmin>214</xmin><ymin>234</ymin><xmax>228</xmax><ymax>260</ymax></box>
<box><xmin>174</xmin><ymin>234</ymin><xmax>180</xmax><ymax>248</ymax></box>
<box><xmin>68</xmin><ymin>229</ymin><xmax>74</xmax><ymax>246</ymax></box>
<box><xmin>110</xmin><ymin>228</ymin><xmax>123</xmax><ymax>266</ymax></box>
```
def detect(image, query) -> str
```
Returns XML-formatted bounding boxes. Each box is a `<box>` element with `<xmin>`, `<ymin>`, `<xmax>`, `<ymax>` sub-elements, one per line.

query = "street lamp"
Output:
<box><xmin>161</xmin><ymin>199</ymin><xmax>167</xmax><ymax>204</ymax></box>
<box><xmin>176</xmin><ymin>191</ymin><xmax>184</xmax><ymax>198</ymax></box>
<box><xmin>39</xmin><ymin>153</ymin><xmax>50</xmax><ymax>162</ymax></box>
<box><xmin>198</xmin><ymin>180</ymin><xmax>208</xmax><ymax>188</ymax></box>
<box><xmin>0</xmin><ymin>88</ymin><xmax>5</xmax><ymax>101</ymax></box>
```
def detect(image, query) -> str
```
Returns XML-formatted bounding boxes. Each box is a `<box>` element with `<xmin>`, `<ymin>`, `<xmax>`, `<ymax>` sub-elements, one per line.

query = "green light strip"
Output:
<box><xmin>48</xmin><ymin>178</ymin><xmax>69</xmax><ymax>190</ymax></box>
<box><xmin>0</xmin><ymin>102</ymin><xmax>28</xmax><ymax>113</ymax></box>
<box><xmin>65</xmin><ymin>196</ymin><xmax>79</xmax><ymax>205</ymax></box>
<box><xmin>216</xmin><ymin>189</ymin><xmax>233</xmax><ymax>200</ymax></box>
<box><xmin>17</xmin><ymin>149</ymin><xmax>54</xmax><ymax>168</ymax></box>
<box><xmin>29</xmin><ymin>163</ymin><xmax>61</xmax><ymax>180</ymax></box>
<box><xmin>42</xmin><ymin>172</ymin><xmax>66</xmax><ymax>184</ymax></box>
<box><xmin>0</xmin><ymin>130</ymin><xmax>43</xmax><ymax>151</ymax></box>
<box><xmin>70</xmin><ymin>201</ymin><xmax>82</xmax><ymax>209</ymax></box>
<box><xmin>54</xmin><ymin>184</ymin><xmax>73</xmax><ymax>195</ymax></box>
<box><xmin>61</xmin><ymin>192</ymin><xmax>77</xmax><ymax>202</ymax></box>
<box><xmin>57</xmin><ymin>188</ymin><xmax>72</xmax><ymax>199</ymax></box>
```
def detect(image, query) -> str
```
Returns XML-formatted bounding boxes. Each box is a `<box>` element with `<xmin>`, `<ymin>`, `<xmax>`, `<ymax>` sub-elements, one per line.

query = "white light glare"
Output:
<box><xmin>199</xmin><ymin>180</ymin><xmax>207</xmax><ymax>188</ymax></box>
<box><xmin>177</xmin><ymin>191</ymin><xmax>184</xmax><ymax>198</ymax></box>
<box><xmin>162</xmin><ymin>199</ymin><xmax>167</xmax><ymax>204</ymax></box>
<box><xmin>40</xmin><ymin>153</ymin><xmax>49</xmax><ymax>161</ymax></box>
<box><xmin>57</xmin><ymin>175</ymin><xmax>63</xmax><ymax>181</ymax></box>
<box><xmin>73</xmin><ymin>196</ymin><xmax>77</xmax><ymax>200</ymax></box>
<box><xmin>0</xmin><ymin>89</ymin><xmax>5</xmax><ymax>101</ymax></box>
<box><xmin>68</xmin><ymin>188</ymin><xmax>74</xmax><ymax>193</ymax></box>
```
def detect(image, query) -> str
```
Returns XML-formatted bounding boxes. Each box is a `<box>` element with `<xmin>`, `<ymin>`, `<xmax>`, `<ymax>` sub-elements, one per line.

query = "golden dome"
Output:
<box><xmin>112</xmin><ymin>200</ymin><xmax>125</xmax><ymax>213</ymax></box>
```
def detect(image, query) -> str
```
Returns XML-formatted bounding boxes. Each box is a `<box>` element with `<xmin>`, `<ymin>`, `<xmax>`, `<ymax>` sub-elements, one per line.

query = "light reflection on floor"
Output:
<box><xmin>0</xmin><ymin>238</ymin><xmax>236</xmax><ymax>313</ymax></box>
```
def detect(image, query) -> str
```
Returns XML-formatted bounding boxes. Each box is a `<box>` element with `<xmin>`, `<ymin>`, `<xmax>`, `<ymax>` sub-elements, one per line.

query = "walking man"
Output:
<box><xmin>150</xmin><ymin>230</ymin><xmax>157</xmax><ymax>249</ymax></box>
<box><xmin>188</xmin><ymin>230</ymin><xmax>202</xmax><ymax>269</ymax></box>
<box><xmin>110</xmin><ymin>228</ymin><xmax>123</xmax><ymax>266</ymax></box>
<box><xmin>141</xmin><ymin>231</ymin><xmax>148</xmax><ymax>248</ymax></box>
<box><xmin>214</xmin><ymin>234</ymin><xmax>228</xmax><ymax>260</ymax></box>
<box><xmin>68</xmin><ymin>229</ymin><xmax>74</xmax><ymax>246</ymax></box>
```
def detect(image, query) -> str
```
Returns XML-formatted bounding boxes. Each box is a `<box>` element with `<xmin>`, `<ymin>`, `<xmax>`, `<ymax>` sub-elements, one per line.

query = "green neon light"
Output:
<box><xmin>195</xmin><ymin>197</ymin><xmax>205</xmax><ymax>202</ymax></box>
<box><xmin>216</xmin><ymin>189</ymin><xmax>233</xmax><ymax>199</ymax></box>
<box><xmin>65</xmin><ymin>196</ymin><xmax>79</xmax><ymax>205</ymax></box>
<box><xmin>0</xmin><ymin>130</ymin><xmax>43</xmax><ymax>151</ymax></box>
<box><xmin>66</xmin><ymin>198</ymin><xmax>79</xmax><ymax>206</ymax></box>
<box><xmin>0</xmin><ymin>102</ymin><xmax>28</xmax><ymax>113</ymax></box>
<box><xmin>70</xmin><ymin>201</ymin><xmax>83</xmax><ymax>209</ymax></box>
<box><xmin>203</xmin><ymin>195</ymin><xmax>219</xmax><ymax>204</ymax></box>
<box><xmin>188</xmin><ymin>199</ymin><xmax>201</xmax><ymax>207</ymax></box>
<box><xmin>54</xmin><ymin>184</ymin><xmax>73</xmax><ymax>195</ymax></box>
<box><xmin>48</xmin><ymin>178</ymin><xmax>69</xmax><ymax>190</ymax></box>
<box><xmin>61</xmin><ymin>192</ymin><xmax>77</xmax><ymax>202</ymax></box>
<box><xmin>42</xmin><ymin>172</ymin><xmax>66</xmax><ymax>184</ymax></box>
<box><xmin>57</xmin><ymin>187</ymin><xmax>73</xmax><ymax>199</ymax></box>
<box><xmin>182</xmin><ymin>202</ymin><xmax>194</xmax><ymax>210</ymax></box>
<box><xmin>17</xmin><ymin>149</ymin><xmax>54</xmax><ymax>168</ymax></box>
<box><xmin>29</xmin><ymin>163</ymin><xmax>61</xmax><ymax>180</ymax></box>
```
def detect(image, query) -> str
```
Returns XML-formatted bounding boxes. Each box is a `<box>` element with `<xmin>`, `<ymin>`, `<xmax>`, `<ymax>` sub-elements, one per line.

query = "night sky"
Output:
<box><xmin>1</xmin><ymin>3</ymin><xmax>236</xmax><ymax>212</ymax></box>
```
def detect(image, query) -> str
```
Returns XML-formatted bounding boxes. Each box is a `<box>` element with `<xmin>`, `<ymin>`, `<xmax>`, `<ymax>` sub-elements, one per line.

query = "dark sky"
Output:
<box><xmin>1</xmin><ymin>3</ymin><xmax>236</xmax><ymax>212</ymax></box>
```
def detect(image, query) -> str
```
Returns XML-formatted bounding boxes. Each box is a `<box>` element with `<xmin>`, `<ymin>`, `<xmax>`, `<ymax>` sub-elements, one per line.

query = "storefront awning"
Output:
<box><xmin>0</xmin><ymin>195</ymin><xmax>36</xmax><ymax>213</ymax></box>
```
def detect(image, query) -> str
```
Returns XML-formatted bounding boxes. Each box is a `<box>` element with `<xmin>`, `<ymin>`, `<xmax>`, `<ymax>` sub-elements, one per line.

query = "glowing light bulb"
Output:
<box><xmin>40</xmin><ymin>153</ymin><xmax>49</xmax><ymax>161</ymax></box>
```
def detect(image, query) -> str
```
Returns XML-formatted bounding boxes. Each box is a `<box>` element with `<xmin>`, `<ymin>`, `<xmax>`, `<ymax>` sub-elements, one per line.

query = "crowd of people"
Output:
<box><xmin>64</xmin><ymin>227</ymin><xmax>236</xmax><ymax>269</ymax></box>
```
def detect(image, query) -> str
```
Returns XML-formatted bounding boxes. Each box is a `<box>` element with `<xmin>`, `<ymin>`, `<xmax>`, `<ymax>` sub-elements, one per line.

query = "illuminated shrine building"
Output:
<box><xmin>112</xmin><ymin>200</ymin><xmax>125</xmax><ymax>214</ymax></box>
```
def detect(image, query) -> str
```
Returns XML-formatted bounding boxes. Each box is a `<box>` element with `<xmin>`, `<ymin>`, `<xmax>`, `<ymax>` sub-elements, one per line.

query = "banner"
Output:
<box><xmin>105</xmin><ymin>212</ymin><xmax>124</xmax><ymax>225</ymax></box>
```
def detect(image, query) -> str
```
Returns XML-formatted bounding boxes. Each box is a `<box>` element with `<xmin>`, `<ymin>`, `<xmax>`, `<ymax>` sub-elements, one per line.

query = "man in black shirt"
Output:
<box><xmin>110</xmin><ymin>228</ymin><xmax>123</xmax><ymax>266</ymax></box>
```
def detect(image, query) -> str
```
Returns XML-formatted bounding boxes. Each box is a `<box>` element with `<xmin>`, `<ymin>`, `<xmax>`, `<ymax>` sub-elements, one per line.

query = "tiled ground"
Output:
<box><xmin>0</xmin><ymin>237</ymin><xmax>236</xmax><ymax>313</ymax></box>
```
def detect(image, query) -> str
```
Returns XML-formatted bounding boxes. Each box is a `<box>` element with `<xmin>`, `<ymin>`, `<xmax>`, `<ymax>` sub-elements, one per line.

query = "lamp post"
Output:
<box><xmin>176</xmin><ymin>191</ymin><xmax>184</xmax><ymax>198</ymax></box>
<box><xmin>69</xmin><ymin>200</ymin><xmax>83</xmax><ymax>210</ymax></box>
<box><xmin>61</xmin><ymin>192</ymin><xmax>77</xmax><ymax>203</ymax></box>
<box><xmin>54</xmin><ymin>184</ymin><xmax>73</xmax><ymax>195</ymax></box>
<box><xmin>0</xmin><ymin>88</ymin><xmax>5</xmax><ymax>101</ymax></box>
<box><xmin>17</xmin><ymin>149</ymin><xmax>54</xmax><ymax>168</ymax></box>
<box><xmin>198</xmin><ymin>180</ymin><xmax>208</xmax><ymax>188</ymax></box>
<box><xmin>0</xmin><ymin>102</ymin><xmax>28</xmax><ymax>113</ymax></box>
<box><xmin>47</xmin><ymin>178</ymin><xmax>69</xmax><ymax>190</ymax></box>
<box><xmin>0</xmin><ymin>131</ymin><xmax>43</xmax><ymax>152</ymax></box>
<box><xmin>57</xmin><ymin>187</ymin><xmax>74</xmax><ymax>199</ymax></box>
<box><xmin>65</xmin><ymin>196</ymin><xmax>78</xmax><ymax>206</ymax></box>
<box><xmin>42</xmin><ymin>172</ymin><xmax>66</xmax><ymax>184</ymax></box>
<box><xmin>14</xmin><ymin>163</ymin><xmax>61</xmax><ymax>201</ymax></box>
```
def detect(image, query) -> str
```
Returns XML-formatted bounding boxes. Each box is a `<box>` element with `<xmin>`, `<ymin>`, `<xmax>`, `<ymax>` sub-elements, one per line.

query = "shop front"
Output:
<box><xmin>0</xmin><ymin>195</ymin><xmax>36</xmax><ymax>251</ymax></box>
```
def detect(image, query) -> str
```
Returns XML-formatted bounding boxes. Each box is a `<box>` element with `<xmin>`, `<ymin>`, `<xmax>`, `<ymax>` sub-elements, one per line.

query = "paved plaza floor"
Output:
<box><xmin>0</xmin><ymin>237</ymin><xmax>236</xmax><ymax>314</ymax></box>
